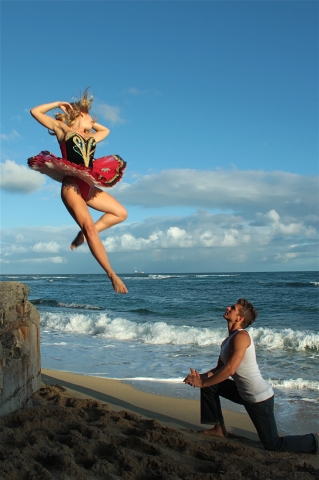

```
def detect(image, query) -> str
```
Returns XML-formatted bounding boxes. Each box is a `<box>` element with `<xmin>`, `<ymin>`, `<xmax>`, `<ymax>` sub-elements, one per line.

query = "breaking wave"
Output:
<box><xmin>40</xmin><ymin>312</ymin><xmax>318</xmax><ymax>351</ymax></box>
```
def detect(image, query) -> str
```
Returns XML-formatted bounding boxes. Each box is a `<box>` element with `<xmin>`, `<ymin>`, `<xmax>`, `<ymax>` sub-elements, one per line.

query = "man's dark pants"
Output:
<box><xmin>201</xmin><ymin>379</ymin><xmax>318</xmax><ymax>454</ymax></box>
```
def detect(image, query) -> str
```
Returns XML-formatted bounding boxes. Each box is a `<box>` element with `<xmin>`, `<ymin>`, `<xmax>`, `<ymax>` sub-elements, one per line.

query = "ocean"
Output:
<box><xmin>2</xmin><ymin>271</ymin><xmax>318</xmax><ymax>436</ymax></box>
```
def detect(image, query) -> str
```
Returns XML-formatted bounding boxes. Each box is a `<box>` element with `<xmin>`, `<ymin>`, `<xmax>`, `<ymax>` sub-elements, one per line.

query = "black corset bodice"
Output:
<box><xmin>61</xmin><ymin>132</ymin><xmax>96</xmax><ymax>168</ymax></box>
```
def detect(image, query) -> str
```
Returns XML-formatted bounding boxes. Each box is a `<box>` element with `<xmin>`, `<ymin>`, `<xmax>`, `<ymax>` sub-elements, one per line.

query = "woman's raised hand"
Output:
<box><xmin>59</xmin><ymin>102</ymin><xmax>73</xmax><ymax>114</ymax></box>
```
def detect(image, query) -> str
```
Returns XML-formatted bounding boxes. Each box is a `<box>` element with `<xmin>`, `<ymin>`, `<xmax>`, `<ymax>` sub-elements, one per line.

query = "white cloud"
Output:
<box><xmin>32</xmin><ymin>241</ymin><xmax>61</xmax><ymax>253</ymax></box>
<box><xmin>114</xmin><ymin>169</ymin><xmax>317</xmax><ymax>218</ymax></box>
<box><xmin>126</xmin><ymin>87</ymin><xmax>146</xmax><ymax>96</ymax></box>
<box><xmin>123</xmin><ymin>86</ymin><xmax>161</xmax><ymax>96</ymax></box>
<box><xmin>1</xmin><ymin>129</ymin><xmax>22</xmax><ymax>141</ymax></box>
<box><xmin>100</xmin><ymin>210</ymin><xmax>316</xmax><ymax>253</ymax></box>
<box><xmin>0</xmin><ymin>159</ymin><xmax>45</xmax><ymax>193</ymax></box>
<box><xmin>0</xmin><ymin>172</ymin><xmax>317</xmax><ymax>273</ymax></box>
<box><xmin>15</xmin><ymin>234</ymin><xmax>25</xmax><ymax>243</ymax></box>
<box><xmin>95</xmin><ymin>103</ymin><xmax>125</xmax><ymax>124</ymax></box>
<box><xmin>262</xmin><ymin>210</ymin><xmax>316</xmax><ymax>238</ymax></box>
<box><xmin>274</xmin><ymin>252</ymin><xmax>299</xmax><ymax>262</ymax></box>
<box><xmin>2</xmin><ymin>245</ymin><xmax>27</xmax><ymax>255</ymax></box>
<box><xmin>21</xmin><ymin>256</ymin><xmax>66</xmax><ymax>264</ymax></box>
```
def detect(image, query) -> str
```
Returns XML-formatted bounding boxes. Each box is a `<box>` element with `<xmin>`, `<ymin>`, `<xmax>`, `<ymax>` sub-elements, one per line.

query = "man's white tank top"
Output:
<box><xmin>220</xmin><ymin>329</ymin><xmax>273</xmax><ymax>403</ymax></box>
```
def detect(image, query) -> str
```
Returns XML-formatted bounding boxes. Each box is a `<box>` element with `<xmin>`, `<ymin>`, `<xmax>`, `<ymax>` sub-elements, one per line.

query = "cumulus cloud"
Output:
<box><xmin>1</xmin><ymin>245</ymin><xmax>28</xmax><ymax>256</ymax></box>
<box><xmin>114</xmin><ymin>169</ymin><xmax>317</xmax><ymax>218</ymax></box>
<box><xmin>1</xmin><ymin>180</ymin><xmax>317</xmax><ymax>273</ymax></box>
<box><xmin>261</xmin><ymin>210</ymin><xmax>316</xmax><ymax>238</ymax></box>
<box><xmin>32</xmin><ymin>241</ymin><xmax>61</xmax><ymax>253</ymax></box>
<box><xmin>0</xmin><ymin>226</ymin><xmax>74</xmax><ymax>270</ymax></box>
<box><xmin>95</xmin><ymin>104</ymin><xmax>124</xmax><ymax>124</ymax></box>
<box><xmin>0</xmin><ymin>159</ymin><xmax>45</xmax><ymax>193</ymax></box>
<box><xmin>99</xmin><ymin>209</ymin><xmax>316</xmax><ymax>256</ymax></box>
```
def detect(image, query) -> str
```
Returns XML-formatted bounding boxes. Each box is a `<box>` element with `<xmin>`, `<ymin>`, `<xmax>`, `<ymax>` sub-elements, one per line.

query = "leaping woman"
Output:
<box><xmin>28</xmin><ymin>89</ymin><xmax>128</xmax><ymax>293</ymax></box>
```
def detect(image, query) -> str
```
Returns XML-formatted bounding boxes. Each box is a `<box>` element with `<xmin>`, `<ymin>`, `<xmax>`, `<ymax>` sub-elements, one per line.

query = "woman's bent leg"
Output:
<box><xmin>71</xmin><ymin>188</ymin><xmax>128</xmax><ymax>249</ymax></box>
<box><xmin>61</xmin><ymin>182</ymin><xmax>128</xmax><ymax>293</ymax></box>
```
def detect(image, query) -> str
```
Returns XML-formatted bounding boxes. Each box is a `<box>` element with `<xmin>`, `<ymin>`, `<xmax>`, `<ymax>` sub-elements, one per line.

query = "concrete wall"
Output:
<box><xmin>0</xmin><ymin>282</ymin><xmax>41</xmax><ymax>416</ymax></box>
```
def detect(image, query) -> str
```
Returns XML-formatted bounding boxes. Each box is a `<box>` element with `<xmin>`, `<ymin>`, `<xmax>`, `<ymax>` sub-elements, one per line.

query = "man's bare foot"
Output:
<box><xmin>202</xmin><ymin>425</ymin><xmax>227</xmax><ymax>437</ymax></box>
<box><xmin>109</xmin><ymin>273</ymin><xmax>128</xmax><ymax>294</ymax></box>
<box><xmin>70</xmin><ymin>231</ymin><xmax>86</xmax><ymax>250</ymax></box>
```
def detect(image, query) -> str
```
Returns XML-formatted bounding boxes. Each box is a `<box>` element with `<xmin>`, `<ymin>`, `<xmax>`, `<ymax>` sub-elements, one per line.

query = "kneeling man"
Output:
<box><xmin>184</xmin><ymin>298</ymin><xmax>318</xmax><ymax>454</ymax></box>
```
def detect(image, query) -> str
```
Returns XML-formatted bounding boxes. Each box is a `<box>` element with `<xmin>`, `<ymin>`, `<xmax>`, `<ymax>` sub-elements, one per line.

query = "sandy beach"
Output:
<box><xmin>0</xmin><ymin>369</ymin><xmax>317</xmax><ymax>480</ymax></box>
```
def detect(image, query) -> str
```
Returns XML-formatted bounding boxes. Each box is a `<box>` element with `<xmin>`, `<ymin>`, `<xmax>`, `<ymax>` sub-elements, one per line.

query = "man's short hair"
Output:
<box><xmin>237</xmin><ymin>298</ymin><xmax>258</xmax><ymax>328</ymax></box>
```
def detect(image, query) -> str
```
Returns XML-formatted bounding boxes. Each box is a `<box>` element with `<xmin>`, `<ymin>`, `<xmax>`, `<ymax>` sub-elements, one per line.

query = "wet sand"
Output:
<box><xmin>0</xmin><ymin>368</ymin><xmax>317</xmax><ymax>479</ymax></box>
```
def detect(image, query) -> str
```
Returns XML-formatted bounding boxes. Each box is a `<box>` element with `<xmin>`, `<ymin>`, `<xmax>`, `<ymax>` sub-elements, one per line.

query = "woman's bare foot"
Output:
<box><xmin>109</xmin><ymin>273</ymin><xmax>128</xmax><ymax>294</ymax></box>
<box><xmin>202</xmin><ymin>425</ymin><xmax>227</xmax><ymax>437</ymax></box>
<box><xmin>70</xmin><ymin>231</ymin><xmax>86</xmax><ymax>250</ymax></box>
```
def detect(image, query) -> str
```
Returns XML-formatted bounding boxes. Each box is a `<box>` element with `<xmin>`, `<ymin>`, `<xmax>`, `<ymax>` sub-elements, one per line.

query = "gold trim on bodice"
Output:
<box><xmin>65</xmin><ymin>132</ymin><xmax>96</xmax><ymax>168</ymax></box>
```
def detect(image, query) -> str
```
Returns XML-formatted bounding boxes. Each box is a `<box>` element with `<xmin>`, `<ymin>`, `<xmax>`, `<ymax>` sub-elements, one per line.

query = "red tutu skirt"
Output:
<box><xmin>27</xmin><ymin>151</ymin><xmax>126</xmax><ymax>188</ymax></box>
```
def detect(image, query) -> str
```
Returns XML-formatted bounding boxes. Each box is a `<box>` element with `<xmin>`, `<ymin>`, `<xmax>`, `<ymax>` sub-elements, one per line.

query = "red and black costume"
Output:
<box><xmin>28</xmin><ymin>132</ymin><xmax>126</xmax><ymax>200</ymax></box>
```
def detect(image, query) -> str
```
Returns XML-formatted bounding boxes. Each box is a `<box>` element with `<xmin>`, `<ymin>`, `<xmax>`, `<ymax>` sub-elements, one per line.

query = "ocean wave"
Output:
<box><xmin>32</xmin><ymin>299</ymin><xmax>103</xmax><ymax>310</ymax></box>
<box><xmin>268</xmin><ymin>378</ymin><xmax>319</xmax><ymax>391</ymax></box>
<box><xmin>286</xmin><ymin>281</ymin><xmax>318</xmax><ymax>288</ymax></box>
<box><xmin>40</xmin><ymin>312</ymin><xmax>226</xmax><ymax>345</ymax></box>
<box><xmin>121</xmin><ymin>274</ymin><xmax>189</xmax><ymax>280</ymax></box>
<box><xmin>148</xmin><ymin>274</ymin><xmax>188</xmax><ymax>279</ymax></box>
<box><xmin>249</xmin><ymin>327</ymin><xmax>319</xmax><ymax>352</ymax></box>
<box><xmin>40</xmin><ymin>312</ymin><xmax>318</xmax><ymax>351</ymax></box>
<box><xmin>195</xmin><ymin>274</ymin><xmax>238</xmax><ymax>278</ymax></box>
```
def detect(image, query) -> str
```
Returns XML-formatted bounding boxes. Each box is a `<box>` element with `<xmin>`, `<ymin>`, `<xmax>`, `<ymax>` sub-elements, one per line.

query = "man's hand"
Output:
<box><xmin>183</xmin><ymin>368</ymin><xmax>203</xmax><ymax>388</ymax></box>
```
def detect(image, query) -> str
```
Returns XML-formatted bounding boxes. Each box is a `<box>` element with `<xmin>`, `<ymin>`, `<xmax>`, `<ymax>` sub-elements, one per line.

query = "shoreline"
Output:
<box><xmin>41</xmin><ymin>368</ymin><xmax>259</xmax><ymax>440</ymax></box>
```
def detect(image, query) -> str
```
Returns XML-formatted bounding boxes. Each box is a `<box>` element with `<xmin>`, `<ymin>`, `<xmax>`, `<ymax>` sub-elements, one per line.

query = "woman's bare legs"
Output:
<box><xmin>70</xmin><ymin>187</ymin><xmax>127</xmax><ymax>249</ymax></box>
<box><xmin>61</xmin><ymin>183</ymin><xmax>128</xmax><ymax>294</ymax></box>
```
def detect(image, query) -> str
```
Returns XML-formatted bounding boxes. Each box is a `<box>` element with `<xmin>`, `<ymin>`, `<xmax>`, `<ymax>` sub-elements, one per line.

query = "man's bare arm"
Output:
<box><xmin>184</xmin><ymin>331</ymin><xmax>250</xmax><ymax>388</ymax></box>
<box><xmin>185</xmin><ymin>356</ymin><xmax>224</xmax><ymax>385</ymax></box>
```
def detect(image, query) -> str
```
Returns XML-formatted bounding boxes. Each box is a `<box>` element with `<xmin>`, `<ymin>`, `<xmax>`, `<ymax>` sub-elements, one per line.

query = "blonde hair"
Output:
<box><xmin>55</xmin><ymin>88</ymin><xmax>94</xmax><ymax>127</ymax></box>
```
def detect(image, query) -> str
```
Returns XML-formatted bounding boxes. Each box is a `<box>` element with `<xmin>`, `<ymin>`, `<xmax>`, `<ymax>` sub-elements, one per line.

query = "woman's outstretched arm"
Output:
<box><xmin>30</xmin><ymin>101</ymin><xmax>71</xmax><ymax>138</ymax></box>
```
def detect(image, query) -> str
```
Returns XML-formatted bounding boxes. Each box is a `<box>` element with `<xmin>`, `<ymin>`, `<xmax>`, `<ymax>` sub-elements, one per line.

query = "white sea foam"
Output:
<box><xmin>268</xmin><ymin>378</ymin><xmax>319</xmax><ymax>391</ymax></box>
<box><xmin>195</xmin><ymin>274</ymin><xmax>238</xmax><ymax>278</ymax></box>
<box><xmin>57</xmin><ymin>302</ymin><xmax>103</xmax><ymax>310</ymax></box>
<box><xmin>101</xmin><ymin>376</ymin><xmax>319</xmax><ymax>390</ymax></box>
<box><xmin>40</xmin><ymin>312</ymin><xmax>225</xmax><ymax>345</ymax></box>
<box><xmin>148</xmin><ymin>274</ymin><xmax>188</xmax><ymax>279</ymax></box>
<box><xmin>249</xmin><ymin>327</ymin><xmax>319</xmax><ymax>351</ymax></box>
<box><xmin>40</xmin><ymin>312</ymin><xmax>318</xmax><ymax>351</ymax></box>
<box><xmin>310</xmin><ymin>282</ymin><xmax>319</xmax><ymax>286</ymax></box>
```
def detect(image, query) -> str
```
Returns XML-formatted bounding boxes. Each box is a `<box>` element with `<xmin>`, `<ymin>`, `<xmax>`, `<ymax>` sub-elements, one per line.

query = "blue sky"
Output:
<box><xmin>1</xmin><ymin>1</ymin><xmax>318</xmax><ymax>274</ymax></box>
